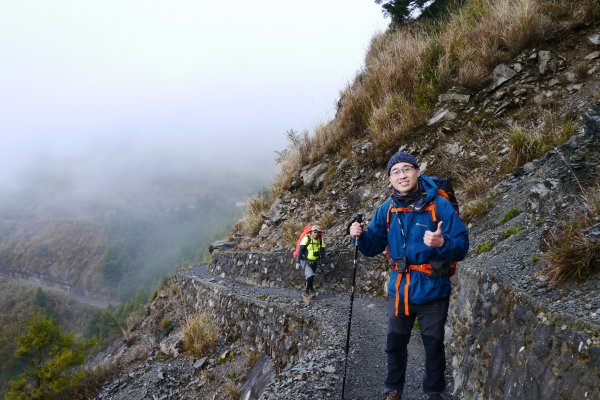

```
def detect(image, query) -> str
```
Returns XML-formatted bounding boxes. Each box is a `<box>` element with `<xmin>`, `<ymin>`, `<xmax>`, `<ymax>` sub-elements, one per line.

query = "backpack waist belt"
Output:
<box><xmin>392</xmin><ymin>263</ymin><xmax>433</xmax><ymax>317</ymax></box>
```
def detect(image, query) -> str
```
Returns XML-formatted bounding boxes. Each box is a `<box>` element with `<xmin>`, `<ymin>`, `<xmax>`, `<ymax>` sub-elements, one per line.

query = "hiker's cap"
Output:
<box><xmin>311</xmin><ymin>225</ymin><xmax>321</xmax><ymax>232</ymax></box>
<box><xmin>387</xmin><ymin>151</ymin><xmax>419</xmax><ymax>176</ymax></box>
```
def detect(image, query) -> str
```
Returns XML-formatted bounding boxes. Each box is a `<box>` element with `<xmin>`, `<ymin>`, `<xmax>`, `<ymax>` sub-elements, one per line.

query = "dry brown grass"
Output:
<box><xmin>318</xmin><ymin>211</ymin><xmax>336</xmax><ymax>230</ymax></box>
<box><xmin>182</xmin><ymin>314</ymin><xmax>219</xmax><ymax>358</ymax></box>
<box><xmin>461</xmin><ymin>196</ymin><xmax>494</xmax><ymax>224</ymax></box>
<box><xmin>222</xmin><ymin>380</ymin><xmax>239</xmax><ymax>400</ymax></box>
<box><xmin>582</xmin><ymin>184</ymin><xmax>600</xmax><ymax>216</ymax></box>
<box><xmin>438</xmin><ymin>0</ymin><xmax>549</xmax><ymax>87</ymax></box>
<box><xmin>458</xmin><ymin>173</ymin><xmax>488</xmax><ymax>200</ymax></box>
<box><xmin>544</xmin><ymin>0</ymin><xmax>600</xmax><ymax>30</ymax></box>
<box><xmin>272</xmin><ymin>130</ymin><xmax>311</xmax><ymax>195</ymax></box>
<box><xmin>243</xmin><ymin>347</ymin><xmax>261</xmax><ymax>369</ymax></box>
<box><xmin>543</xmin><ymin>213</ymin><xmax>600</xmax><ymax>285</ymax></box>
<box><xmin>574</xmin><ymin>60</ymin><xmax>590</xmax><ymax>81</ymax></box>
<box><xmin>369</xmin><ymin>93</ymin><xmax>425</xmax><ymax>151</ymax></box>
<box><xmin>505</xmin><ymin>113</ymin><xmax>575</xmax><ymax>169</ymax></box>
<box><xmin>239</xmin><ymin>0</ymin><xmax>599</xmax><ymax>229</ymax></box>
<box><xmin>281</xmin><ymin>220</ymin><xmax>307</xmax><ymax>248</ymax></box>
<box><xmin>543</xmin><ymin>184</ymin><xmax>600</xmax><ymax>284</ymax></box>
<box><xmin>124</xmin><ymin>342</ymin><xmax>152</xmax><ymax>364</ymax></box>
<box><xmin>241</xmin><ymin>194</ymin><xmax>272</xmax><ymax>236</ymax></box>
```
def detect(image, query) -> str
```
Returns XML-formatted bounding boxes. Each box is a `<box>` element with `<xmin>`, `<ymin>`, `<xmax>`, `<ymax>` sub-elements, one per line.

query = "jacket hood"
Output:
<box><xmin>418</xmin><ymin>175</ymin><xmax>440</xmax><ymax>204</ymax></box>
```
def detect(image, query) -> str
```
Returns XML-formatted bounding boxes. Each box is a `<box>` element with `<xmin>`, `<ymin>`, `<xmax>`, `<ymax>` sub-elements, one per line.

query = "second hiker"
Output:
<box><xmin>295</xmin><ymin>225</ymin><xmax>326</xmax><ymax>301</ymax></box>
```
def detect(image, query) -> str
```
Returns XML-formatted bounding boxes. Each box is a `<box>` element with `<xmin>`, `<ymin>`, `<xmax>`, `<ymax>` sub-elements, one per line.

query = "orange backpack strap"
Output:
<box><xmin>392</xmin><ymin>263</ymin><xmax>433</xmax><ymax>316</ymax></box>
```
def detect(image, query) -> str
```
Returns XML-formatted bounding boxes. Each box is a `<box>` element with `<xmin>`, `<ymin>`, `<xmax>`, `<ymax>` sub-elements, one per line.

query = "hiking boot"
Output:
<box><xmin>310</xmin><ymin>290</ymin><xmax>318</xmax><ymax>298</ymax></box>
<box><xmin>302</xmin><ymin>291</ymin><xmax>311</xmax><ymax>303</ymax></box>
<box><xmin>384</xmin><ymin>390</ymin><xmax>401</xmax><ymax>400</ymax></box>
<box><xmin>423</xmin><ymin>393</ymin><xmax>444</xmax><ymax>400</ymax></box>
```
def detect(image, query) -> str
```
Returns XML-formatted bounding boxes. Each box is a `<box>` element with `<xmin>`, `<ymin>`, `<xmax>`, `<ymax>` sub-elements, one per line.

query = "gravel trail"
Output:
<box><xmin>183</xmin><ymin>264</ymin><xmax>456</xmax><ymax>399</ymax></box>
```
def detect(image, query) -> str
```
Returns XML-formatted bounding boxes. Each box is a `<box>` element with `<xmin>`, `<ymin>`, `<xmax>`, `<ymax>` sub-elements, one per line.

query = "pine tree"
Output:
<box><xmin>375</xmin><ymin>0</ymin><xmax>457</xmax><ymax>26</ymax></box>
<box><xmin>5</xmin><ymin>313</ymin><xmax>88</xmax><ymax>400</ymax></box>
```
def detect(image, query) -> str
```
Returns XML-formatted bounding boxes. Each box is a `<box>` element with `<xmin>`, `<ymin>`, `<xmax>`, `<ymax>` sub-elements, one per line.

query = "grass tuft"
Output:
<box><xmin>476</xmin><ymin>242</ymin><xmax>495</xmax><ymax>253</ymax></box>
<box><xmin>543</xmin><ymin>213</ymin><xmax>600</xmax><ymax>285</ymax></box>
<box><xmin>462</xmin><ymin>197</ymin><xmax>494</xmax><ymax>223</ymax></box>
<box><xmin>503</xmin><ymin>224</ymin><xmax>524</xmax><ymax>237</ymax></box>
<box><xmin>241</xmin><ymin>193</ymin><xmax>272</xmax><ymax>236</ymax></box>
<box><xmin>542</xmin><ymin>184</ymin><xmax>600</xmax><ymax>285</ymax></box>
<box><xmin>319</xmin><ymin>212</ymin><xmax>336</xmax><ymax>230</ymax></box>
<box><xmin>505</xmin><ymin>114</ymin><xmax>575</xmax><ymax>169</ymax></box>
<box><xmin>582</xmin><ymin>184</ymin><xmax>600</xmax><ymax>216</ymax></box>
<box><xmin>182</xmin><ymin>314</ymin><xmax>219</xmax><ymax>358</ymax></box>
<box><xmin>281</xmin><ymin>221</ymin><xmax>307</xmax><ymax>248</ymax></box>
<box><xmin>222</xmin><ymin>380</ymin><xmax>239</xmax><ymax>400</ymax></box>
<box><xmin>243</xmin><ymin>348</ymin><xmax>261</xmax><ymax>369</ymax></box>
<box><xmin>500</xmin><ymin>208</ymin><xmax>522</xmax><ymax>223</ymax></box>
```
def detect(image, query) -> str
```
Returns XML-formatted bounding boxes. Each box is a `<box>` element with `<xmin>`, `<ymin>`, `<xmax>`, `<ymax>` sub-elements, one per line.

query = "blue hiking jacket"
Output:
<box><xmin>357</xmin><ymin>175</ymin><xmax>469</xmax><ymax>304</ymax></box>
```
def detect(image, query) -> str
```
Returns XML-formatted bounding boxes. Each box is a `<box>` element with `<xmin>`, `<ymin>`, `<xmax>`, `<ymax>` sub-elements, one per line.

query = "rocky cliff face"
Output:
<box><xmin>94</xmin><ymin>24</ymin><xmax>600</xmax><ymax>400</ymax></box>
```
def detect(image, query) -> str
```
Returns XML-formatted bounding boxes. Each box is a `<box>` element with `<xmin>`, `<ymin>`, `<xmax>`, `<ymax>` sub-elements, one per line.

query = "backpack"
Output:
<box><xmin>293</xmin><ymin>226</ymin><xmax>313</xmax><ymax>259</ymax></box>
<box><xmin>430</xmin><ymin>176</ymin><xmax>459</xmax><ymax>214</ymax></box>
<box><xmin>385</xmin><ymin>176</ymin><xmax>460</xmax><ymax>276</ymax></box>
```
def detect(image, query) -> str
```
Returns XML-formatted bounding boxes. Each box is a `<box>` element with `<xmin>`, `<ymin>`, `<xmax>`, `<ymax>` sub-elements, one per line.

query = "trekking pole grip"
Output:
<box><xmin>352</xmin><ymin>212</ymin><xmax>364</xmax><ymax>247</ymax></box>
<box><xmin>355</xmin><ymin>212</ymin><xmax>364</xmax><ymax>224</ymax></box>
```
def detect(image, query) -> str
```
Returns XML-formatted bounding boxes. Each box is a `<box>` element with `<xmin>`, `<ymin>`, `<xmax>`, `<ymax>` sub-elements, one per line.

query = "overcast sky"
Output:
<box><xmin>0</xmin><ymin>1</ymin><xmax>388</xmax><ymax>192</ymax></box>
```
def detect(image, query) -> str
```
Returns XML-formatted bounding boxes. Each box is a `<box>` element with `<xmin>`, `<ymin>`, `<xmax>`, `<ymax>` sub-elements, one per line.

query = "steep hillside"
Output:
<box><xmin>231</xmin><ymin>22</ymin><xmax>600</xmax><ymax>252</ymax></box>
<box><xmin>0</xmin><ymin>218</ymin><xmax>108</xmax><ymax>296</ymax></box>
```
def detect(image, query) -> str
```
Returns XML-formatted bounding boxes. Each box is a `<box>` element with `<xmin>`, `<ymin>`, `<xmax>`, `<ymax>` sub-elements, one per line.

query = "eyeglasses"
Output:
<box><xmin>390</xmin><ymin>166</ymin><xmax>417</xmax><ymax>176</ymax></box>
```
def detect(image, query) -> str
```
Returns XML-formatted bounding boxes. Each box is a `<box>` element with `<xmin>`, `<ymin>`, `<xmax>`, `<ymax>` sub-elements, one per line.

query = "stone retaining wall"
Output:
<box><xmin>171</xmin><ymin>274</ymin><xmax>318</xmax><ymax>370</ymax></box>
<box><xmin>450</xmin><ymin>266</ymin><xmax>600</xmax><ymax>399</ymax></box>
<box><xmin>208</xmin><ymin>248</ymin><xmax>389</xmax><ymax>295</ymax></box>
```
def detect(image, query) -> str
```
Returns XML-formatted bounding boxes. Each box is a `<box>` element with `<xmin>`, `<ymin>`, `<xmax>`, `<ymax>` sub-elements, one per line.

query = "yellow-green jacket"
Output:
<box><xmin>295</xmin><ymin>235</ymin><xmax>325</xmax><ymax>263</ymax></box>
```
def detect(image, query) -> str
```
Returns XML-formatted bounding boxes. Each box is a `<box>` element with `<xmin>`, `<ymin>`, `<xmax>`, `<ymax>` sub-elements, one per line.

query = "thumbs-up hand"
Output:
<box><xmin>423</xmin><ymin>221</ymin><xmax>445</xmax><ymax>248</ymax></box>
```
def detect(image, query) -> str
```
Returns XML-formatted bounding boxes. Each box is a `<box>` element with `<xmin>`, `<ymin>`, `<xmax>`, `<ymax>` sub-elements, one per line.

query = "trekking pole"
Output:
<box><xmin>340</xmin><ymin>212</ymin><xmax>364</xmax><ymax>400</ymax></box>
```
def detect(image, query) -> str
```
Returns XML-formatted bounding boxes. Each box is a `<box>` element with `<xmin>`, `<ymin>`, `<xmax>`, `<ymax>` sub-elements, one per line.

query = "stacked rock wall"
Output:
<box><xmin>209</xmin><ymin>248</ymin><xmax>388</xmax><ymax>295</ymax></box>
<box><xmin>171</xmin><ymin>274</ymin><xmax>318</xmax><ymax>370</ymax></box>
<box><xmin>450</xmin><ymin>266</ymin><xmax>600</xmax><ymax>399</ymax></box>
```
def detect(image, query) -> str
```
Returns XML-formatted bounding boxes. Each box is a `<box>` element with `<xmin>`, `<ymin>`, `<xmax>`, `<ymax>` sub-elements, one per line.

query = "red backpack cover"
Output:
<box><xmin>293</xmin><ymin>225</ymin><xmax>313</xmax><ymax>258</ymax></box>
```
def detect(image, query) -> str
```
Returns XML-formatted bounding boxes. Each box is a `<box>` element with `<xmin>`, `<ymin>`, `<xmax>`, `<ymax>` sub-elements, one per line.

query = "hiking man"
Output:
<box><xmin>295</xmin><ymin>225</ymin><xmax>325</xmax><ymax>301</ymax></box>
<box><xmin>349</xmin><ymin>151</ymin><xmax>469</xmax><ymax>400</ymax></box>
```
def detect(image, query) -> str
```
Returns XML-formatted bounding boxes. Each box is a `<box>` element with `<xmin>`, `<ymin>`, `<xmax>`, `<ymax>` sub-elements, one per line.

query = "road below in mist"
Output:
<box><xmin>0</xmin><ymin>266</ymin><xmax>121</xmax><ymax>309</ymax></box>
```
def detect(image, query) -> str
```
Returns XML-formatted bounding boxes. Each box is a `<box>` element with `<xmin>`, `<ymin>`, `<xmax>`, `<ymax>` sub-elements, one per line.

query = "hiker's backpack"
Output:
<box><xmin>430</xmin><ymin>176</ymin><xmax>459</xmax><ymax>214</ymax></box>
<box><xmin>293</xmin><ymin>226</ymin><xmax>313</xmax><ymax>259</ymax></box>
<box><xmin>385</xmin><ymin>176</ymin><xmax>460</xmax><ymax>276</ymax></box>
